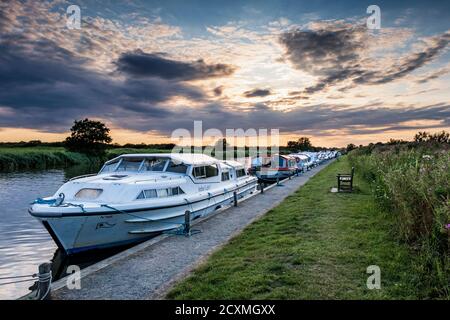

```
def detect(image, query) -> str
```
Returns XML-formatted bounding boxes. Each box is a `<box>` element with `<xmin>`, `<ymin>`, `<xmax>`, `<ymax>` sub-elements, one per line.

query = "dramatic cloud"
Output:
<box><xmin>280</xmin><ymin>22</ymin><xmax>450</xmax><ymax>93</ymax></box>
<box><xmin>0</xmin><ymin>1</ymin><xmax>449</xmax><ymax>146</ymax></box>
<box><xmin>116</xmin><ymin>50</ymin><xmax>236</xmax><ymax>80</ymax></box>
<box><xmin>0</xmin><ymin>41</ymin><xmax>202</xmax><ymax>130</ymax></box>
<box><xmin>243</xmin><ymin>88</ymin><xmax>272</xmax><ymax>98</ymax></box>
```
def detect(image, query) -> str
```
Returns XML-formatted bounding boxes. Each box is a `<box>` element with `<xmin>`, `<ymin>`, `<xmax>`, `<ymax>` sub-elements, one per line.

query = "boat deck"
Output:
<box><xmin>50</xmin><ymin>160</ymin><xmax>334</xmax><ymax>300</ymax></box>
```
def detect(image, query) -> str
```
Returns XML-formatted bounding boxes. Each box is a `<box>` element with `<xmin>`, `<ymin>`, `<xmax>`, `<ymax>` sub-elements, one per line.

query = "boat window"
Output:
<box><xmin>166</xmin><ymin>161</ymin><xmax>188</xmax><ymax>174</ymax></box>
<box><xmin>144</xmin><ymin>189</ymin><xmax>157</xmax><ymax>198</ymax></box>
<box><xmin>136</xmin><ymin>187</ymin><xmax>185</xmax><ymax>200</ymax></box>
<box><xmin>142</xmin><ymin>158</ymin><xmax>167</xmax><ymax>171</ymax></box>
<box><xmin>221</xmin><ymin>172</ymin><xmax>230</xmax><ymax>181</ymax></box>
<box><xmin>193</xmin><ymin>166</ymin><xmax>206</xmax><ymax>178</ymax></box>
<box><xmin>236</xmin><ymin>168</ymin><xmax>246</xmax><ymax>178</ymax></box>
<box><xmin>75</xmin><ymin>188</ymin><xmax>103</xmax><ymax>200</ymax></box>
<box><xmin>101</xmin><ymin>160</ymin><xmax>119</xmax><ymax>173</ymax></box>
<box><xmin>206</xmin><ymin>165</ymin><xmax>219</xmax><ymax>177</ymax></box>
<box><xmin>193</xmin><ymin>165</ymin><xmax>219</xmax><ymax>179</ymax></box>
<box><xmin>116</xmin><ymin>158</ymin><xmax>143</xmax><ymax>172</ymax></box>
<box><xmin>137</xmin><ymin>191</ymin><xmax>145</xmax><ymax>199</ymax></box>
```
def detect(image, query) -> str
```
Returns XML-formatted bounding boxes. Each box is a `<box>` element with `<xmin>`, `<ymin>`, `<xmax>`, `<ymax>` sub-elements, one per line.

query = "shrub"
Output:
<box><xmin>349</xmin><ymin>146</ymin><xmax>450</xmax><ymax>298</ymax></box>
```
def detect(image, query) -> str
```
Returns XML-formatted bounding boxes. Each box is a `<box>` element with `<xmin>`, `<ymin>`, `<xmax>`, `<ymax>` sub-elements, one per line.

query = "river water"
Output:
<box><xmin>0</xmin><ymin>165</ymin><xmax>132</xmax><ymax>300</ymax></box>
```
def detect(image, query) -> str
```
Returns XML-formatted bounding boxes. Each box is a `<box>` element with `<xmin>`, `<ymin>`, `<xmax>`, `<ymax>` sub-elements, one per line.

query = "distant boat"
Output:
<box><xmin>29</xmin><ymin>153</ymin><xmax>258</xmax><ymax>254</ymax></box>
<box><xmin>252</xmin><ymin>154</ymin><xmax>298</xmax><ymax>182</ymax></box>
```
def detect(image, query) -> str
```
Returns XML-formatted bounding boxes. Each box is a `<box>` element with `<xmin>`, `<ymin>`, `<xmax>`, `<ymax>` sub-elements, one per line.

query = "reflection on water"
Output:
<box><xmin>0</xmin><ymin>164</ymin><xmax>101</xmax><ymax>300</ymax></box>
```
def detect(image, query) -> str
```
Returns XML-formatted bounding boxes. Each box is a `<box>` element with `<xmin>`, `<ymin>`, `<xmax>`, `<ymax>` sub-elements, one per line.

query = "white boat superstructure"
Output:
<box><xmin>29</xmin><ymin>153</ymin><xmax>258</xmax><ymax>254</ymax></box>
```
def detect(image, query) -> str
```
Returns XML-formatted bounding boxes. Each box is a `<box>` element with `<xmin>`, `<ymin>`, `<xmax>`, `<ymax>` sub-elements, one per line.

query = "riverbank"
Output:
<box><xmin>167</xmin><ymin>157</ymin><xmax>424</xmax><ymax>299</ymax></box>
<box><xmin>45</xmin><ymin>162</ymin><xmax>332</xmax><ymax>299</ymax></box>
<box><xmin>0</xmin><ymin>147</ymin><xmax>168</xmax><ymax>172</ymax></box>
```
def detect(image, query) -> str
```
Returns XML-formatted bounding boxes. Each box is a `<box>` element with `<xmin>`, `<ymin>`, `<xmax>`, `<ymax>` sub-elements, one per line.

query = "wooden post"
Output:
<box><xmin>37</xmin><ymin>263</ymin><xmax>52</xmax><ymax>300</ymax></box>
<box><xmin>233</xmin><ymin>191</ymin><xmax>238</xmax><ymax>207</ymax></box>
<box><xmin>184</xmin><ymin>210</ymin><xmax>191</xmax><ymax>236</ymax></box>
<box><xmin>276</xmin><ymin>177</ymin><xmax>280</xmax><ymax>186</ymax></box>
<box><xmin>260</xmin><ymin>182</ymin><xmax>264</xmax><ymax>194</ymax></box>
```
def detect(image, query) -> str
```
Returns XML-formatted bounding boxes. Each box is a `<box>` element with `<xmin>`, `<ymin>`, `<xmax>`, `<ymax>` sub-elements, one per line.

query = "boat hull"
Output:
<box><xmin>255</xmin><ymin>169</ymin><xmax>296</xmax><ymax>182</ymax></box>
<box><xmin>31</xmin><ymin>181</ymin><xmax>257</xmax><ymax>254</ymax></box>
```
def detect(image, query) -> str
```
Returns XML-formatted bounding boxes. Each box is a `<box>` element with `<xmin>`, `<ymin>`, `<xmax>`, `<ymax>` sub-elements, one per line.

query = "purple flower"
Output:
<box><xmin>445</xmin><ymin>224</ymin><xmax>450</xmax><ymax>230</ymax></box>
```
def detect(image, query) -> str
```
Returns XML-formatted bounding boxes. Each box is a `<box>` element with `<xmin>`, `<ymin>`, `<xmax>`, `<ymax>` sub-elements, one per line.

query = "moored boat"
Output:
<box><xmin>253</xmin><ymin>154</ymin><xmax>297</xmax><ymax>182</ymax></box>
<box><xmin>29</xmin><ymin>153</ymin><xmax>258</xmax><ymax>254</ymax></box>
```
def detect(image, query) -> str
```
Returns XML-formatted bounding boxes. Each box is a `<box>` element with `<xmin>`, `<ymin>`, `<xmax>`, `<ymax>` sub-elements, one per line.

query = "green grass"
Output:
<box><xmin>0</xmin><ymin>146</ymin><xmax>169</xmax><ymax>171</ymax></box>
<box><xmin>167</xmin><ymin>157</ymin><xmax>422</xmax><ymax>299</ymax></box>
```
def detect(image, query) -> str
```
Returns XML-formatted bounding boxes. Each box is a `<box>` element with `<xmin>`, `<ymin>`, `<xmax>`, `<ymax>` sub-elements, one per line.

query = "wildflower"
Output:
<box><xmin>445</xmin><ymin>224</ymin><xmax>450</xmax><ymax>230</ymax></box>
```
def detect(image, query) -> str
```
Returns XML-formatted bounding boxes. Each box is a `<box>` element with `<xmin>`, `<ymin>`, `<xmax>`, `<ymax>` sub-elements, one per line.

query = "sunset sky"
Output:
<box><xmin>0</xmin><ymin>0</ymin><xmax>449</xmax><ymax>147</ymax></box>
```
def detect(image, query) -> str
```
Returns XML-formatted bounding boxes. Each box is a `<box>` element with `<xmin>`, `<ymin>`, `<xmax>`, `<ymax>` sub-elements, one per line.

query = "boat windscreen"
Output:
<box><xmin>141</xmin><ymin>158</ymin><xmax>168</xmax><ymax>171</ymax></box>
<box><xmin>116</xmin><ymin>158</ymin><xmax>144</xmax><ymax>172</ymax></box>
<box><xmin>100</xmin><ymin>160</ymin><xmax>119</xmax><ymax>173</ymax></box>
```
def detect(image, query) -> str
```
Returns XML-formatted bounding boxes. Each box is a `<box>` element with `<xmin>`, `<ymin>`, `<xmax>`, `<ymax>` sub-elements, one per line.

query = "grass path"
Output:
<box><xmin>167</xmin><ymin>157</ymin><xmax>421</xmax><ymax>299</ymax></box>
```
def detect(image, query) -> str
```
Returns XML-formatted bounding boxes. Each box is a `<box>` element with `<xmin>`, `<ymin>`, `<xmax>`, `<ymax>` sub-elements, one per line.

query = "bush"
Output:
<box><xmin>349</xmin><ymin>146</ymin><xmax>450</xmax><ymax>298</ymax></box>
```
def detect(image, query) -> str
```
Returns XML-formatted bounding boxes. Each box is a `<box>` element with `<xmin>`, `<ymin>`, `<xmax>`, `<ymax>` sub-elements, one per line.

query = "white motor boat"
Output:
<box><xmin>29</xmin><ymin>153</ymin><xmax>258</xmax><ymax>254</ymax></box>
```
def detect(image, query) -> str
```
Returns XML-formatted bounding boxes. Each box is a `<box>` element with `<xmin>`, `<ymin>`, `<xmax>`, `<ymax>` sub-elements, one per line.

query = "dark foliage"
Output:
<box><xmin>65</xmin><ymin>119</ymin><xmax>112</xmax><ymax>155</ymax></box>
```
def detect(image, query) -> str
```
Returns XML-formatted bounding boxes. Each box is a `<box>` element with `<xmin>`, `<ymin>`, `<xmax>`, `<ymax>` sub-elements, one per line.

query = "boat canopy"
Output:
<box><xmin>100</xmin><ymin>153</ymin><xmax>220</xmax><ymax>174</ymax></box>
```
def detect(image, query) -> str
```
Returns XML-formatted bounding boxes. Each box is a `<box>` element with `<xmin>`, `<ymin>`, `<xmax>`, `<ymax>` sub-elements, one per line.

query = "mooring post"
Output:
<box><xmin>276</xmin><ymin>177</ymin><xmax>280</xmax><ymax>186</ymax></box>
<box><xmin>233</xmin><ymin>191</ymin><xmax>238</xmax><ymax>207</ymax></box>
<box><xmin>260</xmin><ymin>182</ymin><xmax>264</xmax><ymax>194</ymax></box>
<box><xmin>184</xmin><ymin>210</ymin><xmax>191</xmax><ymax>236</ymax></box>
<box><xmin>37</xmin><ymin>262</ymin><xmax>52</xmax><ymax>300</ymax></box>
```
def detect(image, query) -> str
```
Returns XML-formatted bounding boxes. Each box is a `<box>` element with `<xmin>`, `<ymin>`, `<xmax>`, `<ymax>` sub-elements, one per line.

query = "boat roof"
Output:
<box><xmin>106</xmin><ymin>153</ymin><xmax>220</xmax><ymax>165</ymax></box>
<box><xmin>223</xmin><ymin>160</ymin><xmax>245</xmax><ymax>168</ymax></box>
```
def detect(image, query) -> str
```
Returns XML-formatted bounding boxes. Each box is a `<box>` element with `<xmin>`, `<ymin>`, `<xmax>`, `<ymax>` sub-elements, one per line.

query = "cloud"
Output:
<box><xmin>0</xmin><ymin>41</ymin><xmax>202</xmax><ymax>130</ymax></box>
<box><xmin>213</xmin><ymin>86</ymin><xmax>224</xmax><ymax>96</ymax></box>
<box><xmin>415</xmin><ymin>67</ymin><xmax>450</xmax><ymax>83</ymax></box>
<box><xmin>243</xmin><ymin>88</ymin><xmax>272</xmax><ymax>98</ymax></box>
<box><xmin>279</xmin><ymin>21</ymin><xmax>450</xmax><ymax>94</ymax></box>
<box><xmin>115</xmin><ymin>50</ymin><xmax>236</xmax><ymax>80</ymax></box>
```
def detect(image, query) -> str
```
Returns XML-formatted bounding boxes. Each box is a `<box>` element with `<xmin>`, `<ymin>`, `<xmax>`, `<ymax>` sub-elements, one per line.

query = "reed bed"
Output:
<box><xmin>0</xmin><ymin>147</ymin><xmax>168</xmax><ymax>172</ymax></box>
<box><xmin>349</xmin><ymin>146</ymin><xmax>450</xmax><ymax>298</ymax></box>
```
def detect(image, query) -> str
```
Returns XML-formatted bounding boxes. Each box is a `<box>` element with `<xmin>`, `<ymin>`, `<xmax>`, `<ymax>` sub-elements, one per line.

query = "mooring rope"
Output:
<box><xmin>100</xmin><ymin>204</ymin><xmax>185</xmax><ymax>227</ymax></box>
<box><xmin>0</xmin><ymin>274</ymin><xmax>37</xmax><ymax>280</ymax></box>
<box><xmin>36</xmin><ymin>270</ymin><xmax>52</xmax><ymax>300</ymax></box>
<box><xmin>0</xmin><ymin>273</ymin><xmax>38</xmax><ymax>286</ymax></box>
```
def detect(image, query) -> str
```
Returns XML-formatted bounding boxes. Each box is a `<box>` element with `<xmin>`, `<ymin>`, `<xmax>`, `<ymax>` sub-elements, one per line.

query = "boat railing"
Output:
<box><xmin>69</xmin><ymin>173</ymin><xmax>97</xmax><ymax>181</ymax></box>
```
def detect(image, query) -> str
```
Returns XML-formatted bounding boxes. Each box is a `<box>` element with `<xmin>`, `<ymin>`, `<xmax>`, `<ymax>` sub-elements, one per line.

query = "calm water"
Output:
<box><xmin>0</xmin><ymin>165</ymin><xmax>104</xmax><ymax>300</ymax></box>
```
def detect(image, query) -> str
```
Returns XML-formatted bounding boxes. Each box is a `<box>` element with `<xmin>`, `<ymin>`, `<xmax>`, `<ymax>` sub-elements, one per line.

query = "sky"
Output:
<box><xmin>0</xmin><ymin>0</ymin><xmax>449</xmax><ymax>147</ymax></box>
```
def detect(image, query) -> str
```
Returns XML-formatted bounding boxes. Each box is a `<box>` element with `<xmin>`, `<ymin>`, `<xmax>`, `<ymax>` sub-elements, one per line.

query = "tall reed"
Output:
<box><xmin>349</xmin><ymin>146</ymin><xmax>449</xmax><ymax>298</ymax></box>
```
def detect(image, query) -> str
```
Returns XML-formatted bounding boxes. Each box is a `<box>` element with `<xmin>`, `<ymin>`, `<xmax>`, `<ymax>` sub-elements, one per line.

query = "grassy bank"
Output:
<box><xmin>348</xmin><ymin>146</ymin><xmax>449</xmax><ymax>298</ymax></box>
<box><xmin>167</xmin><ymin>157</ymin><xmax>424</xmax><ymax>299</ymax></box>
<box><xmin>0</xmin><ymin>146</ymin><xmax>169</xmax><ymax>172</ymax></box>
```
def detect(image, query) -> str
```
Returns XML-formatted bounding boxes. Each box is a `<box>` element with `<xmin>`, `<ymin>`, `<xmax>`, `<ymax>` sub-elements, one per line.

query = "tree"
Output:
<box><xmin>65</xmin><ymin>119</ymin><xmax>112</xmax><ymax>155</ymax></box>
<box><xmin>346</xmin><ymin>143</ymin><xmax>356</xmax><ymax>152</ymax></box>
<box><xmin>287</xmin><ymin>137</ymin><xmax>313</xmax><ymax>151</ymax></box>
